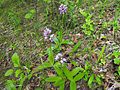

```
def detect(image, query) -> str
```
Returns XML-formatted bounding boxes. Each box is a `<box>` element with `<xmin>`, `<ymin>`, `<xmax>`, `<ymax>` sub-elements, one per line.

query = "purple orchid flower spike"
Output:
<box><xmin>43</xmin><ymin>28</ymin><xmax>52</xmax><ymax>40</ymax></box>
<box><xmin>59</xmin><ymin>4</ymin><xmax>67</xmax><ymax>14</ymax></box>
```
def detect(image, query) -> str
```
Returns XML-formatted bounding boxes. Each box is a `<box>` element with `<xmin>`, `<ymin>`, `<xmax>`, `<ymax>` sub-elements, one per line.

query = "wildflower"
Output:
<box><xmin>43</xmin><ymin>28</ymin><xmax>52</xmax><ymax>40</ymax></box>
<box><xmin>55</xmin><ymin>53</ymin><xmax>62</xmax><ymax>60</ymax></box>
<box><xmin>59</xmin><ymin>4</ymin><xmax>67</xmax><ymax>14</ymax></box>
<box><xmin>62</xmin><ymin>58</ymin><xmax>67</xmax><ymax>62</ymax></box>
<box><xmin>49</xmin><ymin>34</ymin><xmax>55</xmax><ymax>42</ymax></box>
<box><xmin>60</xmin><ymin>58</ymin><xmax>67</xmax><ymax>64</ymax></box>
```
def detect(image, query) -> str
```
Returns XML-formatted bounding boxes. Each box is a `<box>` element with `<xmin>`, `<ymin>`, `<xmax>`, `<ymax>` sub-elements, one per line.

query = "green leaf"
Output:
<box><xmin>114</xmin><ymin>58</ymin><xmax>120</xmax><ymax>65</ymax></box>
<box><xmin>70</xmin><ymin>81</ymin><xmax>76</xmax><ymax>90</ymax></box>
<box><xmin>61</xmin><ymin>40</ymin><xmax>73</xmax><ymax>45</ymax></box>
<box><xmin>71</xmin><ymin>67</ymin><xmax>81</xmax><ymax>76</ymax></box>
<box><xmin>96</xmin><ymin>76</ymin><xmax>102</xmax><ymax>85</ymax></box>
<box><xmin>19</xmin><ymin>73</ymin><xmax>26</xmax><ymax>90</ymax></box>
<box><xmin>79</xmin><ymin>9</ymin><xmax>87</xmax><ymax>17</ymax></box>
<box><xmin>74</xmin><ymin>72</ymin><xmax>84</xmax><ymax>81</ymax></box>
<box><xmin>60</xmin><ymin>83</ymin><xmax>65</xmax><ymax>90</ymax></box>
<box><xmin>88</xmin><ymin>74</ymin><xmax>94</xmax><ymax>87</ymax></box>
<box><xmin>118</xmin><ymin>66</ymin><xmax>120</xmax><ymax>75</ymax></box>
<box><xmin>54</xmin><ymin>66</ymin><xmax>64</xmax><ymax>77</ymax></box>
<box><xmin>6</xmin><ymin>80</ymin><xmax>16</xmax><ymax>90</ymax></box>
<box><xmin>63</xmin><ymin>66</ymin><xmax>73</xmax><ymax>81</ymax></box>
<box><xmin>58</xmin><ymin>30</ymin><xmax>63</xmax><ymax>43</ymax></box>
<box><xmin>85</xmin><ymin>61</ymin><xmax>91</xmax><ymax>70</ymax></box>
<box><xmin>113</xmin><ymin>51</ymin><xmax>120</xmax><ymax>58</ymax></box>
<box><xmin>25</xmin><ymin>13</ymin><xmax>33</xmax><ymax>19</ymax></box>
<box><xmin>53</xmin><ymin>37</ymin><xmax>59</xmax><ymax>45</ymax></box>
<box><xmin>54</xmin><ymin>79</ymin><xmax>64</xmax><ymax>86</ymax></box>
<box><xmin>71</xmin><ymin>41</ymin><xmax>81</xmax><ymax>54</ymax></box>
<box><xmin>5</xmin><ymin>69</ymin><xmax>14</xmax><ymax>76</ymax></box>
<box><xmin>15</xmin><ymin>69</ymin><xmax>22</xmax><ymax>77</ymax></box>
<box><xmin>30</xmin><ymin>9</ymin><xmax>36</xmax><ymax>14</ymax></box>
<box><xmin>44</xmin><ymin>0</ymin><xmax>51</xmax><ymax>3</ymax></box>
<box><xmin>12</xmin><ymin>53</ymin><xmax>20</xmax><ymax>67</ymax></box>
<box><xmin>70</xmin><ymin>61</ymin><xmax>79</xmax><ymax>66</ymax></box>
<box><xmin>98</xmin><ymin>45</ymin><xmax>106</xmax><ymax>61</ymax></box>
<box><xmin>45</xmin><ymin>76</ymin><xmax>61</xmax><ymax>82</ymax></box>
<box><xmin>48</xmin><ymin>48</ymin><xmax>54</xmax><ymax>65</ymax></box>
<box><xmin>36</xmin><ymin>61</ymin><xmax>52</xmax><ymax>70</ymax></box>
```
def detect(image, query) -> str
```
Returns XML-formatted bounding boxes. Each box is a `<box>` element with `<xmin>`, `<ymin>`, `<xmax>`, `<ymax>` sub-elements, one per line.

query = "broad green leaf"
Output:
<box><xmin>70</xmin><ymin>81</ymin><xmax>76</xmax><ymax>90</ymax></box>
<box><xmin>60</xmin><ymin>83</ymin><xmax>65</xmax><ymax>90</ymax></box>
<box><xmin>48</xmin><ymin>48</ymin><xmax>54</xmax><ymax>65</ymax></box>
<box><xmin>88</xmin><ymin>74</ymin><xmax>94</xmax><ymax>86</ymax></box>
<box><xmin>54</xmin><ymin>66</ymin><xmax>63</xmax><ymax>77</ymax></box>
<box><xmin>71</xmin><ymin>41</ymin><xmax>81</xmax><ymax>54</ymax></box>
<box><xmin>25</xmin><ymin>13</ymin><xmax>33</xmax><ymax>19</ymax></box>
<box><xmin>12</xmin><ymin>53</ymin><xmax>20</xmax><ymax>67</ymax></box>
<box><xmin>114</xmin><ymin>58</ymin><xmax>120</xmax><ymax>65</ymax></box>
<box><xmin>36</xmin><ymin>61</ymin><xmax>52</xmax><ymax>70</ymax></box>
<box><xmin>15</xmin><ymin>69</ymin><xmax>22</xmax><ymax>77</ymax></box>
<box><xmin>6</xmin><ymin>80</ymin><xmax>16</xmax><ymax>90</ymax></box>
<box><xmin>45</xmin><ymin>76</ymin><xmax>61</xmax><ymax>82</ymax></box>
<box><xmin>54</xmin><ymin>78</ymin><xmax>64</xmax><ymax>86</ymax></box>
<box><xmin>71</xmin><ymin>67</ymin><xmax>81</xmax><ymax>76</ymax></box>
<box><xmin>54</xmin><ymin>62</ymin><xmax>61</xmax><ymax>67</ymax></box>
<box><xmin>74</xmin><ymin>72</ymin><xmax>84</xmax><ymax>81</ymax></box>
<box><xmin>63</xmin><ymin>66</ymin><xmax>73</xmax><ymax>81</ymax></box>
<box><xmin>5</xmin><ymin>69</ymin><xmax>14</xmax><ymax>76</ymax></box>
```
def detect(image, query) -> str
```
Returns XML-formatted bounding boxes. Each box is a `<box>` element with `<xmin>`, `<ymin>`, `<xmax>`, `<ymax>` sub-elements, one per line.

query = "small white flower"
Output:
<box><xmin>62</xmin><ymin>58</ymin><xmax>67</xmax><ymax>62</ymax></box>
<box><xmin>49</xmin><ymin>34</ymin><xmax>55</xmax><ymax>42</ymax></box>
<box><xmin>60</xmin><ymin>58</ymin><xmax>67</xmax><ymax>64</ymax></box>
<box><xmin>55</xmin><ymin>55</ymin><xmax>59</xmax><ymax>60</ymax></box>
<box><xmin>55</xmin><ymin>53</ymin><xmax>63</xmax><ymax>61</ymax></box>
<box><xmin>60</xmin><ymin>60</ymin><xmax>64</xmax><ymax>64</ymax></box>
<box><xmin>57</xmin><ymin>53</ymin><xmax>62</xmax><ymax>57</ymax></box>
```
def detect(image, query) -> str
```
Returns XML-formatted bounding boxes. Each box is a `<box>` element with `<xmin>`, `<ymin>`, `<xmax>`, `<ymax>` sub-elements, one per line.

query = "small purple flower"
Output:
<box><xmin>59</xmin><ymin>4</ymin><xmax>67</xmax><ymax>14</ymax></box>
<box><xmin>43</xmin><ymin>28</ymin><xmax>52</xmax><ymax>40</ymax></box>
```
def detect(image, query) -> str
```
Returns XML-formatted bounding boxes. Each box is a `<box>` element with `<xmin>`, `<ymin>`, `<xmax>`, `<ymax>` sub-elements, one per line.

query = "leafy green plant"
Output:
<box><xmin>113</xmin><ymin>51</ymin><xmax>120</xmax><ymax>65</ymax></box>
<box><xmin>52</xmin><ymin>30</ymin><xmax>73</xmax><ymax>51</ymax></box>
<box><xmin>5</xmin><ymin>53</ymin><xmax>33</xmax><ymax>90</ymax></box>
<box><xmin>112</xmin><ymin>51</ymin><xmax>120</xmax><ymax>75</ymax></box>
<box><xmin>98</xmin><ymin>45</ymin><xmax>106</xmax><ymax>65</ymax></box>
<box><xmin>25</xmin><ymin>9</ymin><xmax>36</xmax><ymax>19</ymax></box>
<box><xmin>8</xmin><ymin>10</ymin><xmax>21</xmax><ymax>27</ymax></box>
<box><xmin>80</xmin><ymin>9</ymin><xmax>94</xmax><ymax>36</ymax></box>
<box><xmin>70</xmin><ymin>40</ymin><xmax>82</xmax><ymax>55</ymax></box>
<box><xmin>46</xmin><ymin>63</ymin><xmax>84</xmax><ymax>90</ymax></box>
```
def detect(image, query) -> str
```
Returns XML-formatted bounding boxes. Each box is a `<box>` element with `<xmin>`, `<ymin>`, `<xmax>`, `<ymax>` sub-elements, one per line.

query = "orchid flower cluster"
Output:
<box><xmin>55</xmin><ymin>53</ymin><xmax>67</xmax><ymax>64</ymax></box>
<box><xmin>43</xmin><ymin>28</ymin><xmax>55</xmax><ymax>42</ymax></box>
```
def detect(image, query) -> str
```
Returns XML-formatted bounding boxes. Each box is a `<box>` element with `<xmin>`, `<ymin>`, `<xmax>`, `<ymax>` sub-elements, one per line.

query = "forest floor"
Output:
<box><xmin>0</xmin><ymin>0</ymin><xmax>120</xmax><ymax>90</ymax></box>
